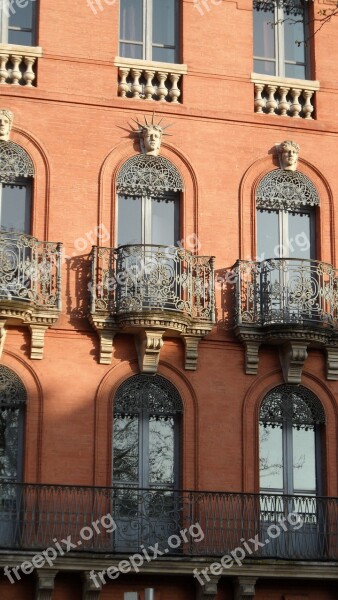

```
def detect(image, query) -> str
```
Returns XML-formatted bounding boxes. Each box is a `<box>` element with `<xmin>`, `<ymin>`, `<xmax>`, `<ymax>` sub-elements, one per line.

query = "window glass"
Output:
<box><xmin>118</xmin><ymin>195</ymin><xmax>142</xmax><ymax>246</ymax></box>
<box><xmin>257</xmin><ymin>210</ymin><xmax>279</xmax><ymax>261</ymax></box>
<box><xmin>284</xmin><ymin>14</ymin><xmax>305</xmax><ymax>63</ymax></box>
<box><xmin>253</xmin><ymin>8</ymin><xmax>275</xmax><ymax>61</ymax></box>
<box><xmin>0</xmin><ymin>184</ymin><xmax>31</xmax><ymax>233</ymax></box>
<box><xmin>259</xmin><ymin>424</ymin><xmax>284</xmax><ymax>490</ymax></box>
<box><xmin>0</xmin><ymin>408</ymin><xmax>20</xmax><ymax>481</ymax></box>
<box><xmin>285</xmin><ymin>63</ymin><xmax>306</xmax><ymax>79</ymax></box>
<box><xmin>151</xmin><ymin>196</ymin><xmax>179</xmax><ymax>247</ymax></box>
<box><xmin>287</xmin><ymin>212</ymin><xmax>312</xmax><ymax>259</ymax></box>
<box><xmin>120</xmin><ymin>0</ymin><xmax>143</xmax><ymax>42</ymax></box>
<box><xmin>293</xmin><ymin>428</ymin><xmax>316</xmax><ymax>492</ymax></box>
<box><xmin>149</xmin><ymin>416</ymin><xmax>174</xmax><ymax>484</ymax></box>
<box><xmin>152</xmin><ymin>46</ymin><xmax>177</xmax><ymax>64</ymax></box>
<box><xmin>113</xmin><ymin>415</ymin><xmax>139</xmax><ymax>483</ymax></box>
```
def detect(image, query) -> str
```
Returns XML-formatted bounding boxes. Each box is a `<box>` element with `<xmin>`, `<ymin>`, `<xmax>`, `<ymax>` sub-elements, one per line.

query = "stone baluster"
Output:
<box><xmin>169</xmin><ymin>72</ymin><xmax>181</xmax><ymax>103</ymax></box>
<box><xmin>265</xmin><ymin>84</ymin><xmax>277</xmax><ymax>114</ymax></box>
<box><xmin>254</xmin><ymin>83</ymin><xmax>265</xmax><ymax>114</ymax></box>
<box><xmin>302</xmin><ymin>89</ymin><xmax>314</xmax><ymax>119</ymax></box>
<box><xmin>0</xmin><ymin>54</ymin><xmax>8</xmax><ymax>84</ymax></box>
<box><xmin>278</xmin><ymin>86</ymin><xmax>289</xmax><ymax>116</ymax></box>
<box><xmin>156</xmin><ymin>71</ymin><xmax>168</xmax><ymax>101</ymax></box>
<box><xmin>10</xmin><ymin>54</ymin><xmax>22</xmax><ymax>85</ymax></box>
<box><xmin>23</xmin><ymin>56</ymin><xmax>36</xmax><ymax>86</ymax></box>
<box><xmin>290</xmin><ymin>88</ymin><xmax>302</xmax><ymax>117</ymax></box>
<box><xmin>118</xmin><ymin>67</ymin><xmax>130</xmax><ymax>97</ymax></box>
<box><xmin>144</xmin><ymin>69</ymin><xmax>155</xmax><ymax>100</ymax></box>
<box><xmin>130</xmin><ymin>68</ymin><xmax>142</xmax><ymax>99</ymax></box>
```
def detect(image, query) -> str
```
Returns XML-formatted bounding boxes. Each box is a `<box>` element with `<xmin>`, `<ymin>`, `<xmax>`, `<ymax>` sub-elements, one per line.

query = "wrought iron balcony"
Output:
<box><xmin>232</xmin><ymin>258</ymin><xmax>338</xmax><ymax>381</ymax></box>
<box><xmin>89</xmin><ymin>244</ymin><xmax>215</xmax><ymax>370</ymax></box>
<box><xmin>0</xmin><ymin>483</ymin><xmax>337</xmax><ymax>561</ymax></box>
<box><xmin>0</xmin><ymin>231</ymin><xmax>62</xmax><ymax>359</ymax></box>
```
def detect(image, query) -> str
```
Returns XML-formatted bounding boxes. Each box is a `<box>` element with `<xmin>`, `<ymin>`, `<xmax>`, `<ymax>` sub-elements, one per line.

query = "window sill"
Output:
<box><xmin>251</xmin><ymin>73</ymin><xmax>320</xmax><ymax>119</ymax></box>
<box><xmin>0</xmin><ymin>43</ymin><xmax>42</xmax><ymax>58</ymax></box>
<box><xmin>114</xmin><ymin>56</ymin><xmax>187</xmax><ymax>103</ymax></box>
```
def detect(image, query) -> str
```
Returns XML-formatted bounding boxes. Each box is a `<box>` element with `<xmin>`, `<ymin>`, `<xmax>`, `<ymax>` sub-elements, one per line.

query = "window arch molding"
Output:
<box><xmin>239</xmin><ymin>155</ymin><xmax>335</xmax><ymax>265</ymax></box>
<box><xmin>98</xmin><ymin>142</ymin><xmax>200</xmax><ymax>249</ymax></box>
<box><xmin>241</xmin><ymin>370</ymin><xmax>338</xmax><ymax>494</ymax></box>
<box><xmin>93</xmin><ymin>361</ymin><xmax>199</xmax><ymax>489</ymax></box>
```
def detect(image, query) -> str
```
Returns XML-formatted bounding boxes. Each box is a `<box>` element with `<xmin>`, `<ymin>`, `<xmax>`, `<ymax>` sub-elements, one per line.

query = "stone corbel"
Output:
<box><xmin>244</xmin><ymin>341</ymin><xmax>260</xmax><ymax>375</ymax></box>
<box><xmin>325</xmin><ymin>346</ymin><xmax>338</xmax><ymax>380</ymax></box>
<box><xmin>82</xmin><ymin>571</ymin><xmax>102</xmax><ymax>600</ymax></box>
<box><xmin>196</xmin><ymin>575</ymin><xmax>220</xmax><ymax>600</ymax></box>
<box><xmin>279</xmin><ymin>341</ymin><xmax>308</xmax><ymax>384</ymax></box>
<box><xmin>234</xmin><ymin>577</ymin><xmax>257</xmax><ymax>600</ymax></box>
<box><xmin>89</xmin><ymin>316</ymin><xmax>118</xmax><ymax>365</ymax></box>
<box><xmin>0</xmin><ymin>319</ymin><xmax>7</xmax><ymax>357</ymax></box>
<box><xmin>35</xmin><ymin>569</ymin><xmax>58</xmax><ymax>600</ymax></box>
<box><xmin>135</xmin><ymin>329</ymin><xmax>164</xmax><ymax>374</ymax></box>
<box><xmin>182</xmin><ymin>334</ymin><xmax>203</xmax><ymax>370</ymax></box>
<box><xmin>29</xmin><ymin>323</ymin><xmax>49</xmax><ymax>360</ymax></box>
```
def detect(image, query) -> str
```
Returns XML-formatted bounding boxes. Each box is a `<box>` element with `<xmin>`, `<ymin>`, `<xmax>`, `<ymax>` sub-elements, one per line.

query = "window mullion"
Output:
<box><xmin>276</xmin><ymin>4</ymin><xmax>285</xmax><ymax>77</ymax></box>
<box><xmin>0</xmin><ymin>6</ymin><xmax>9</xmax><ymax>44</ymax></box>
<box><xmin>143</xmin><ymin>195</ymin><xmax>152</xmax><ymax>245</ymax></box>
<box><xmin>145</xmin><ymin>0</ymin><xmax>152</xmax><ymax>61</ymax></box>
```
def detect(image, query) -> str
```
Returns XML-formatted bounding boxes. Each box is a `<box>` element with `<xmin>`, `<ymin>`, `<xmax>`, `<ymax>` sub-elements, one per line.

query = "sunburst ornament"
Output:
<box><xmin>131</xmin><ymin>113</ymin><xmax>173</xmax><ymax>156</ymax></box>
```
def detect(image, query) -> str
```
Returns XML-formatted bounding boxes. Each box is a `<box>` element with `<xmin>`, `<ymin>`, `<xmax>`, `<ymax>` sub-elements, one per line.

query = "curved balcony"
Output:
<box><xmin>90</xmin><ymin>244</ymin><xmax>215</xmax><ymax>370</ymax></box>
<box><xmin>0</xmin><ymin>231</ymin><xmax>62</xmax><ymax>359</ymax></box>
<box><xmin>233</xmin><ymin>258</ymin><xmax>338</xmax><ymax>381</ymax></box>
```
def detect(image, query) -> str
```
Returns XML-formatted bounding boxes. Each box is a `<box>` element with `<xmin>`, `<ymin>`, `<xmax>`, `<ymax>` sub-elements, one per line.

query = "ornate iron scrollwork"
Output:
<box><xmin>114</xmin><ymin>374</ymin><xmax>183</xmax><ymax>416</ymax></box>
<box><xmin>260</xmin><ymin>384</ymin><xmax>325</xmax><ymax>430</ymax></box>
<box><xmin>116</xmin><ymin>155</ymin><xmax>184</xmax><ymax>197</ymax></box>
<box><xmin>0</xmin><ymin>141</ymin><xmax>35</xmax><ymax>183</ymax></box>
<box><xmin>0</xmin><ymin>365</ymin><xmax>27</xmax><ymax>407</ymax></box>
<box><xmin>256</xmin><ymin>170</ymin><xmax>320</xmax><ymax>212</ymax></box>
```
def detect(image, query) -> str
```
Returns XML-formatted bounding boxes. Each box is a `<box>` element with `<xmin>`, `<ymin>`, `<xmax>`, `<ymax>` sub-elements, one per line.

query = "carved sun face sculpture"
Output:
<box><xmin>141</xmin><ymin>125</ymin><xmax>162</xmax><ymax>156</ymax></box>
<box><xmin>0</xmin><ymin>110</ymin><xmax>13</xmax><ymax>141</ymax></box>
<box><xmin>279</xmin><ymin>140</ymin><xmax>299</xmax><ymax>171</ymax></box>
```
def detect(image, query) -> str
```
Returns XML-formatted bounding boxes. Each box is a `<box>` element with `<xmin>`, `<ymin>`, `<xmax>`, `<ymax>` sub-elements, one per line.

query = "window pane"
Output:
<box><xmin>285</xmin><ymin>63</ymin><xmax>306</xmax><ymax>79</ymax></box>
<box><xmin>153</xmin><ymin>0</ymin><xmax>176</xmax><ymax>47</ymax></box>
<box><xmin>257</xmin><ymin>210</ymin><xmax>279</xmax><ymax>261</ymax></box>
<box><xmin>284</xmin><ymin>15</ymin><xmax>306</xmax><ymax>64</ymax></box>
<box><xmin>152</xmin><ymin>46</ymin><xmax>177</xmax><ymax>63</ymax></box>
<box><xmin>259</xmin><ymin>424</ymin><xmax>284</xmax><ymax>490</ymax></box>
<box><xmin>149</xmin><ymin>416</ymin><xmax>174</xmax><ymax>485</ymax></box>
<box><xmin>9</xmin><ymin>1</ymin><xmax>34</xmax><ymax>31</ymax></box>
<box><xmin>118</xmin><ymin>195</ymin><xmax>142</xmax><ymax>246</ymax></box>
<box><xmin>120</xmin><ymin>0</ymin><xmax>143</xmax><ymax>42</ymax></box>
<box><xmin>151</xmin><ymin>195</ymin><xmax>179</xmax><ymax>247</ymax></box>
<box><xmin>0</xmin><ymin>408</ymin><xmax>20</xmax><ymax>481</ymax></box>
<box><xmin>119</xmin><ymin>42</ymin><xmax>143</xmax><ymax>60</ymax></box>
<box><xmin>8</xmin><ymin>29</ymin><xmax>34</xmax><ymax>46</ymax></box>
<box><xmin>253</xmin><ymin>8</ymin><xmax>275</xmax><ymax>61</ymax></box>
<box><xmin>253</xmin><ymin>59</ymin><xmax>276</xmax><ymax>76</ymax></box>
<box><xmin>113</xmin><ymin>416</ymin><xmax>139</xmax><ymax>483</ymax></box>
<box><xmin>293</xmin><ymin>428</ymin><xmax>316</xmax><ymax>492</ymax></box>
<box><xmin>0</xmin><ymin>184</ymin><xmax>31</xmax><ymax>233</ymax></box>
<box><xmin>287</xmin><ymin>212</ymin><xmax>312</xmax><ymax>259</ymax></box>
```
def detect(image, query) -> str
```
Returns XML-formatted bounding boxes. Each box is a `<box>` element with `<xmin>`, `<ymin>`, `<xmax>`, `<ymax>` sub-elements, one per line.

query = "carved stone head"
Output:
<box><xmin>133</xmin><ymin>114</ymin><xmax>172</xmax><ymax>156</ymax></box>
<box><xmin>278</xmin><ymin>140</ymin><xmax>300</xmax><ymax>171</ymax></box>
<box><xmin>0</xmin><ymin>109</ymin><xmax>14</xmax><ymax>141</ymax></box>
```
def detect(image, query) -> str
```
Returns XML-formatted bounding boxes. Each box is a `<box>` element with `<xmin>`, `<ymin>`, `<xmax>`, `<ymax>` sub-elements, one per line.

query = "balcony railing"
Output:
<box><xmin>0</xmin><ymin>483</ymin><xmax>337</xmax><ymax>560</ymax></box>
<box><xmin>235</xmin><ymin>258</ymin><xmax>338</xmax><ymax>328</ymax></box>
<box><xmin>251</xmin><ymin>73</ymin><xmax>320</xmax><ymax>119</ymax></box>
<box><xmin>0</xmin><ymin>44</ymin><xmax>42</xmax><ymax>86</ymax></box>
<box><xmin>115</xmin><ymin>57</ymin><xmax>187</xmax><ymax>103</ymax></box>
<box><xmin>0</xmin><ymin>231</ymin><xmax>62</xmax><ymax>310</ymax></box>
<box><xmin>90</xmin><ymin>244</ymin><xmax>215</xmax><ymax>323</ymax></box>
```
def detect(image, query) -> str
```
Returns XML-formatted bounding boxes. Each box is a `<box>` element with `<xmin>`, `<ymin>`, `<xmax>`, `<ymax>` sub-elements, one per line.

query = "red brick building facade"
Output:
<box><xmin>0</xmin><ymin>1</ymin><xmax>337</xmax><ymax>599</ymax></box>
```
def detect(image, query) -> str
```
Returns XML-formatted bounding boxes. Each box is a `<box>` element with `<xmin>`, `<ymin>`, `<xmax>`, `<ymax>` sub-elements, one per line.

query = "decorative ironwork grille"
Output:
<box><xmin>116</xmin><ymin>155</ymin><xmax>184</xmax><ymax>197</ymax></box>
<box><xmin>260</xmin><ymin>384</ymin><xmax>325</xmax><ymax>430</ymax></box>
<box><xmin>91</xmin><ymin>244</ymin><xmax>215</xmax><ymax>322</ymax></box>
<box><xmin>256</xmin><ymin>170</ymin><xmax>320</xmax><ymax>212</ymax></box>
<box><xmin>114</xmin><ymin>374</ymin><xmax>183</xmax><ymax>416</ymax></box>
<box><xmin>0</xmin><ymin>141</ymin><xmax>35</xmax><ymax>183</ymax></box>
<box><xmin>0</xmin><ymin>232</ymin><xmax>62</xmax><ymax>308</ymax></box>
<box><xmin>234</xmin><ymin>258</ymin><xmax>338</xmax><ymax>327</ymax></box>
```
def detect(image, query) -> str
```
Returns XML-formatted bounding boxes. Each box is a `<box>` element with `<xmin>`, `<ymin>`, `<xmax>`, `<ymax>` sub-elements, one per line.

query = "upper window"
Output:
<box><xmin>0</xmin><ymin>1</ymin><xmax>36</xmax><ymax>46</ymax></box>
<box><xmin>119</xmin><ymin>0</ymin><xmax>179</xmax><ymax>63</ymax></box>
<box><xmin>253</xmin><ymin>0</ymin><xmax>308</xmax><ymax>79</ymax></box>
<box><xmin>0</xmin><ymin>140</ymin><xmax>35</xmax><ymax>234</ymax></box>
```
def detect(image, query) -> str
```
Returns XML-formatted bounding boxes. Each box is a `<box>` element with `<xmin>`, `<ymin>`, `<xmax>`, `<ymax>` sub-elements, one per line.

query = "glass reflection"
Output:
<box><xmin>293</xmin><ymin>428</ymin><xmax>316</xmax><ymax>492</ymax></box>
<box><xmin>149</xmin><ymin>416</ymin><xmax>174</xmax><ymax>484</ymax></box>
<box><xmin>113</xmin><ymin>416</ymin><xmax>139</xmax><ymax>483</ymax></box>
<box><xmin>259</xmin><ymin>424</ymin><xmax>283</xmax><ymax>490</ymax></box>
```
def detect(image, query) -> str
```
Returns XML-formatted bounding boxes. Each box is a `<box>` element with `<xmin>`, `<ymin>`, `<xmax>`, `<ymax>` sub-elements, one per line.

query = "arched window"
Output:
<box><xmin>0</xmin><ymin>140</ymin><xmax>35</xmax><ymax>234</ymax></box>
<box><xmin>112</xmin><ymin>374</ymin><xmax>183</xmax><ymax>551</ymax></box>
<box><xmin>116</xmin><ymin>154</ymin><xmax>184</xmax><ymax>247</ymax></box>
<box><xmin>259</xmin><ymin>384</ymin><xmax>325</xmax><ymax>496</ymax></box>
<box><xmin>0</xmin><ymin>365</ymin><xmax>26</xmax><ymax>484</ymax></box>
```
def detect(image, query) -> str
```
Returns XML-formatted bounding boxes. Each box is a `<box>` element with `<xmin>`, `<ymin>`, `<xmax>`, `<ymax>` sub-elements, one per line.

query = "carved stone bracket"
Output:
<box><xmin>89</xmin><ymin>316</ymin><xmax>118</xmax><ymax>365</ymax></box>
<box><xmin>234</xmin><ymin>577</ymin><xmax>257</xmax><ymax>600</ymax></box>
<box><xmin>35</xmin><ymin>569</ymin><xmax>58</xmax><ymax>600</ymax></box>
<box><xmin>279</xmin><ymin>341</ymin><xmax>308</xmax><ymax>384</ymax></box>
<box><xmin>0</xmin><ymin>308</ymin><xmax>60</xmax><ymax>360</ymax></box>
<box><xmin>0</xmin><ymin>319</ymin><xmax>7</xmax><ymax>357</ymax></box>
<box><xmin>325</xmin><ymin>346</ymin><xmax>338</xmax><ymax>380</ymax></box>
<box><xmin>244</xmin><ymin>340</ymin><xmax>260</xmax><ymax>374</ymax></box>
<box><xmin>196</xmin><ymin>575</ymin><xmax>220</xmax><ymax>600</ymax></box>
<box><xmin>183</xmin><ymin>334</ymin><xmax>202</xmax><ymax>370</ymax></box>
<box><xmin>135</xmin><ymin>329</ymin><xmax>164</xmax><ymax>374</ymax></box>
<box><xmin>82</xmin><ymin>571</ymin><xmax>102</xmax><ymax>600</ymax></box>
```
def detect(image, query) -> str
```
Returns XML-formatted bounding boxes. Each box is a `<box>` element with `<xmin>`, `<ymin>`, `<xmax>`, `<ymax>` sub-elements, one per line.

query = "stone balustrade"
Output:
<box><xmin>114</xmin><ymin>57</ymin><xmax>187</xmax><ymax>103</ymax></box>
<box><xmin>251</xmin><ymin>73</ymin><xmax>320</xmax><ymax>119</ymax></box>
<box><xmin>0</xmin><ymin>44</ymin><xmax>42</xmax><ymax>86</ymax></box>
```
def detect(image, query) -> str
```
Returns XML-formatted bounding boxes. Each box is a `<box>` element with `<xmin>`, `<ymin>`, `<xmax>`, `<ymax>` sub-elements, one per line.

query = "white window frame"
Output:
<box><xmin>119</xmin><ymin>0</ymin><xmax>179</xmax><ymax>63</ymax></box>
